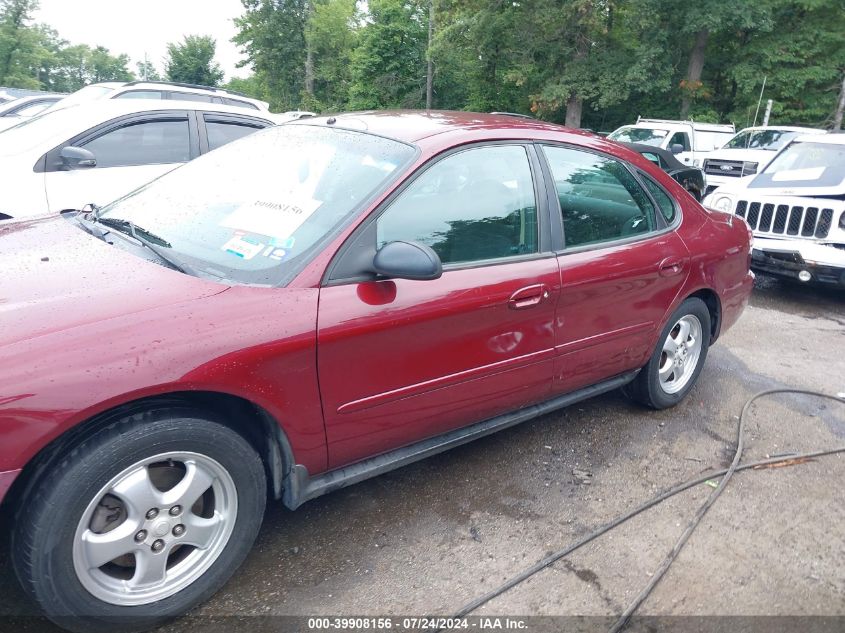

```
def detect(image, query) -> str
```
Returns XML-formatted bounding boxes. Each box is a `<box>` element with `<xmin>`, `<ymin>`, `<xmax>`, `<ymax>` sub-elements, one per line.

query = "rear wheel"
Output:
<box><xmin>625</xmin><ymin>297</ymin><xmax>711</xmax><ymax>409</ymax></box>
<box><xmin>12</xmin><ymin>408</ymin><xmax>266</xmax><ymax>633</ymax></box>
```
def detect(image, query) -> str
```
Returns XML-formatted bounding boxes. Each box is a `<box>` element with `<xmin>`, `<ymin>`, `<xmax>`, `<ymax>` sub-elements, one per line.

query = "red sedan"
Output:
<box><xmin>0</xmin><ymin>111</ymin><xmax>753</xmax><ymax>631</ymax></box>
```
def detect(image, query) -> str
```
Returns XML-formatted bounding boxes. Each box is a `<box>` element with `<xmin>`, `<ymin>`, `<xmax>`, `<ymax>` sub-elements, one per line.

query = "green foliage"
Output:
<box><xmin>136</xmin><ymin>60</ymin><xmax>161</xmax><ymax>82</ymax></box>
<box><xmin>347</xmin><ymin>0</ymin><xmax>428</xmax><ymax>110</ymax></box>
<box><xmin>165</xmin><ymin>35</ymin><xmax>224</xmax><ymax>86</ymax></box>
<box><xmin>234</xmin><ymin>0</ymin><xmax>310</xmax><ymax>110</ymax></box>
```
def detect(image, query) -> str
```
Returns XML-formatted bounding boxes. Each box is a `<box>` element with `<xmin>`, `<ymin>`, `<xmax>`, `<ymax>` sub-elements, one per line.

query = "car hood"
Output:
<box><xmin>709</xmin><ymin>173</ymin><xmax>845</xmax><ymax>200</ymax></box>
<box><xmin>706</xmin><ymin>148</ymin><xmax>776</xmax><ymax>166</ymax></box>
<box><xmin>0</xmin><ymin>215</ymin><xmax>227</xmax><ymax>348</ymax></box>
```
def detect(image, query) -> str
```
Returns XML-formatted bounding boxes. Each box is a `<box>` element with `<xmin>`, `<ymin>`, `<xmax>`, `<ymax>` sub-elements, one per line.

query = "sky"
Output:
<box><xmin>33</xmin><ymin>0</ymin><xmax>251</xmax><ymax>81</ymax></box>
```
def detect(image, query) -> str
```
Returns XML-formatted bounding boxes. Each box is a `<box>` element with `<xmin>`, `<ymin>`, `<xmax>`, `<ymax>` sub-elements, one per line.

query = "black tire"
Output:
<box><xmin>11</xmin><ymin>407</ymin><xmax>267</xmax><ymax>633</ymax></box>
<box><xmin>624</xmin><ymin>297</ymin><xmax>711</xmax><ymax>409</ymax></box>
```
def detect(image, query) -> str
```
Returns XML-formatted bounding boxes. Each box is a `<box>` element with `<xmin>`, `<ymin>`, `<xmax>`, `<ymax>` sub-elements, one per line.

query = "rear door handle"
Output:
<box><xmin>508</xmin><ymin>284</ymin><xmax>551</xmax><ymax>310</ymax></box>
<box><xmin>659</xmin><ymin>257</ymin><xmax>685</xmax><ymax>277</ymax></box>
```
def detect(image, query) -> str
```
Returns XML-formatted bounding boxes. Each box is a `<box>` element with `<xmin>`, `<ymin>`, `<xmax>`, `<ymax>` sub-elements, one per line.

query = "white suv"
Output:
<box><xmin>704</xmin><ymin>134</ymin><xmax>845</xmax><ymax>287</ymax></box>
<box><xmin>0</xmin><ymin>100</ymin><xmax>283</xmax><ymax>220</ymax></box>
<box><xmin>702</xmin><ymin>126</ymin><xmax>823</xmax><ymax>196</ymax></box>
<box><xmin>608</xmin><ymin>118</ymin><xmax>736</xmax><ymax>167</ymax></box>
<box><xmin>47</xmin><ymin>81</ymin><xmax>269</xmax><ymax>113</ymax></box>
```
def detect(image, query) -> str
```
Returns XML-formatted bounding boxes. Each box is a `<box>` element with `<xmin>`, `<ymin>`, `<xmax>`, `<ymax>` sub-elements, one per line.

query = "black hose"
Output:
<box><xmin>450</xmin><ymin>389</ymin><xmax>845</xmax><ymax>629</ymax></box>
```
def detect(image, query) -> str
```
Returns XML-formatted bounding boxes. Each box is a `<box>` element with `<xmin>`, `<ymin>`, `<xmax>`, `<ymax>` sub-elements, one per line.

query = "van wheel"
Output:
<box><xmin>11</xmin><ymin>408</ymin><xmax>266</xmax><ymax>633</ymax></box>
<box><xmin>624</xmin><ymin>298</ymin><xmax>711</xmax><ymax>409</ymax></box>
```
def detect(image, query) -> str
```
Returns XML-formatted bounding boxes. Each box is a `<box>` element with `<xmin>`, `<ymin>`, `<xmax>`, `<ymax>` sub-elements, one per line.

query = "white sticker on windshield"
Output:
<box><xmin>771</xmin><ymin>167</ymin><xmax>825</xmax><ymax>182</ymax></box>
<box><xmin>220</xmin><ymin>198</ymin><xmax>322</xmax><ymax>239</ymax></box>
<box><xmin>222</xmin><ymin>234</ymin><xmax>265</xmax><ymax>260</ymax></box>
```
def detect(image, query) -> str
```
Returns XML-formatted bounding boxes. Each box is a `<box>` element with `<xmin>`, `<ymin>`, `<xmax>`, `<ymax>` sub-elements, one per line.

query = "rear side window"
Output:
<box><xmin>641</xmin><ymin>175</ymin><xmax>676</xmax><ymax>223</ymax></box>
<box><xmin>170</xmin><ymin>92</ymin><xmax>214</xmax><ymax>103</ymax></box>
<box><xmin>115</xmin><ymin>90</ymin><xmax>165</xmax><ymax>100</ymax></box>
<box><xmin>82</xmin><ymin>119</ymin><xmax>190</xmax><ymax>167</ymax></box>
<box><xmin>542</xmin><ymin>146</ymin><xmax>656</xmax><ymax>249</ymax></box>
<box><xmin>376</xmin><ymin>145</ymin><xmax>538</xmax><ymax>265</ymax></box>
<box><xmin>205</xmin><ymin>119</ymin><xmax>265</xmax><ymax>151</ymax></box>
<box><xmin>223</xmin><ymin>97</ymin><xmax>258</xmax><ymax>110</ymax></box>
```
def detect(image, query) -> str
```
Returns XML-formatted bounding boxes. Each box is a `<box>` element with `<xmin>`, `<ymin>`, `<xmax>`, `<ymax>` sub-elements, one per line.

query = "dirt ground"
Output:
<box><xmin>2</xmin><ymin>273</ymin><xmax>844</xmax><ymax>633</ymax></box>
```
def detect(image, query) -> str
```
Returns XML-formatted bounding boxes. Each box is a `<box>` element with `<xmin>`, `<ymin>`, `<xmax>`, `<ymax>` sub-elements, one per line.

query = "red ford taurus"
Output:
<box><xmin>0</xmin><ymin>111</ymin><xmax>753</xmax><ymax>631</ymax></box>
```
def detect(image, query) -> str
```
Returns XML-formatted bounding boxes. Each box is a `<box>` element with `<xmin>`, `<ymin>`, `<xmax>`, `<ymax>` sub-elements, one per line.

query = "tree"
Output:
<box><xmin>165</xmin><ymin>35</ymin><xmax>224</xmax><ymax>86</ymax></box>
<box><xmin>136</xmin><ymin>59</ymin><xmax>160</xmax><ymax>81</ymax></box>
<box><xmin>0</xmin><ymin>0</ymin><xmax>40</xmax><ymax>87</ymax></box>
<box><xmin>348</xmin><ymin>0</ymin><xmax>429</xmax><ymax>110</ymax></box>
<box><xmin>304</xmin><ymin>0</ymin><xmax>358</xmax><ymax>111</ymax></box>
<box><xmin>234</xmin><ymin>0</ymin><xmax>309</xmax><ymax>110</ymax></box>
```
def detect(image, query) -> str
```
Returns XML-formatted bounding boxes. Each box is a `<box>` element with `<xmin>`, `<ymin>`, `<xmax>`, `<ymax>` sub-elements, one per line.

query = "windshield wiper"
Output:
<box><xmin>96</xmin><ymin>217</ymin><xmax>196</xmax><ymax>276</ymax></box>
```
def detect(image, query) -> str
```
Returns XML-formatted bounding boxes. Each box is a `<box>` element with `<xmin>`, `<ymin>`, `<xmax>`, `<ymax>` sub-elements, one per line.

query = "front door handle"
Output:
<box><xmin>508</xmin><ymin>284</ymin><xmax>551</xmax><ymax>310</ymax></box>
<box><xmin>659</xmin><ymin>257</ymin><xmax>685</xmax><ymax>277</ymax></box>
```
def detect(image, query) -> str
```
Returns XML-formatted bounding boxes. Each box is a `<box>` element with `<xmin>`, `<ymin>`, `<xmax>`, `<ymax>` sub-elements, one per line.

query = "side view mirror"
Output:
<box><xmin>372</xmin><ymin>240</ymin><xmax>442</xmax><ymax>281</ymax></box>
<box><xmin>670</xmin><ymin>143</ymin><xmax>684</xmax><ymax>155</ymax></box>
<box><xmin>60</xmin><ymin>146</ymin><xmax>97</xmax><ymax>169</ymax></box>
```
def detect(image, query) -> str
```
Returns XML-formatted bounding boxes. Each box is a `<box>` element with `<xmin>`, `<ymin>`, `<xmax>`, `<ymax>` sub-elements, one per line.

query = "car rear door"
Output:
<box><xmin>42</xmin><ymin>110</ymin><xmax>198</xmax><ymax>212</ymax></box>
<box><xmin>316</xmin><ymin>143</ymin><xmax>560</xmax><ymax>468</ymax></box>
<box><xmin>198</xmin><ymin>112</ymin><xmax>273</xmax><ymax>154</ymax></box>
<box><xmin>538</xmin><ymin>144</ymin><xmax>690</xmax><ymax>394</ymax></box>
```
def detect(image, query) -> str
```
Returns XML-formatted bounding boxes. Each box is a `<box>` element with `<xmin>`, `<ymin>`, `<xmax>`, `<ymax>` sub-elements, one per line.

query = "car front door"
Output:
<box><xmin>317</xmin><ymin>144</ymin><xmax>560</xmax><ymax>468</ymax></box>
<box><xmin>43</xmin><ymin>111</ymin><xmax>198</xmax><ymax>212</ymax></box>
<box><xmin>539</xmin><ymin>144</ymin><xmax>691</xmax><ymax>394</ymax></box>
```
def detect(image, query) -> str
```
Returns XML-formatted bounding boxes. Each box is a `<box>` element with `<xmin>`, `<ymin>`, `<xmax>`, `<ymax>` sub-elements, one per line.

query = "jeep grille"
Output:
<box><xmin>735</xmin><ymin>201</ymin><xmax>834</xmax><ymax>239</ymax></box>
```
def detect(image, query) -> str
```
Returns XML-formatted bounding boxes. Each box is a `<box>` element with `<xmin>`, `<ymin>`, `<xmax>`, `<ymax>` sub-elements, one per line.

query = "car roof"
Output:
<box><xmin>794</xmin><ymin>133</ymin><xmax>845</xmax><ymax>145</ymax></box>
<box><xmin>736</xmin><ymin>125</ymin><xmax>824</xmax><ymax>133</ymax></box>
<box><xmin>619</xmin><ymin>142</ymin><xmax>685</xmax><ymax>168</ymax></box>
<box><xmin>49</xmin><ymin>98</ymin><xmax>278</xmax><ymax>121</ymax></box>
<box><xmin>288</xmin><ymin>110</ymin><xmax>573</xmax><ymax>144</ymax></box>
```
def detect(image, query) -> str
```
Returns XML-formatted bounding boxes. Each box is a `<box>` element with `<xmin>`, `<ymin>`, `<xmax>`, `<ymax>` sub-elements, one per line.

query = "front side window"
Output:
<box><xmin>82</xmin><ymin>119</ymin><xmax>191</xmax><ymax>167</ymax></box>
<box><xmin>542</xmin><ymin>146</ymin><xmax>656</xmax><ymax>249</ymax></box>
<box><xmin>669</xmin><ymin>132</ymin><xmax>691</xmax><ymax>152</ymax></box>
<box><xmin>97</xmin><ymin>125</ymin><xmax>415</xmax><ymax>286</ymax></box>
<box><xmin>376</xmin><ymin>145</ymin><xmax>538</xmax><ymax>265</ymax></box>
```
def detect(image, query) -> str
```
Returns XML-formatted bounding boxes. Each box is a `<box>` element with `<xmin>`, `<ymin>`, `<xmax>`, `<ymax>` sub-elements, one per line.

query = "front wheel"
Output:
<box><xmin>12</xmin><ymin>408</ymin><xmax>267</xmax><ymax>633</ymax></box>
<box><xmin>624</xmin><ymin>297</ymin><xmax>711</xmax><ymax>409</ymax></box>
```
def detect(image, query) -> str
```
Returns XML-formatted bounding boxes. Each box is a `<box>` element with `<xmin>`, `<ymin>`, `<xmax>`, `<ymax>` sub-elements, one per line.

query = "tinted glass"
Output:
<box><xmin>641</xmin><ymin>175</ymin><xmax>676</xmax><ymax>223</ymax></box>
<box><xmin>115</xmin><ymin>90</ymin><xmax>164</xmax><ymax>100</ymax></box>
<box><xmin>376</xmin><ymin>145</ymin><xmax>538</xmax><ymax>265</ymax></box>
<box><xmin>223</xmin><ymin>97</ymin><xmax>258</xmax><ymax>110</ymax></box>
<box><xmin>82</xmin><ymin>119</ymin><xmax>190</xmax><ymax>167</ymax></box>
<box><xmin>725</xmin><ymin>129</ymin><xmax>799</xmax><ymax>151</ymax></box>
<box><xmin>9</xmin><ymin>101</ymin><xmax>53</xmax><ymax>117</ymax></box>
<box><xmin>171</xmin><ymin>92</ymin><xmax>214</xmax><ymax>103</ymax></box>
<box><xmin>206</xmin><ymin>120</ymin><xmax>263</xmax><ymax>151</ymax></box>
<box><xmin>542</xmin><ymin>146</ymin><xmax>655</xmax><ymax>248</ymax></box>
<box><xmin>98</xmin><ymin>125</ymin><xmax>415</xmax><ymax>286</ymax></box>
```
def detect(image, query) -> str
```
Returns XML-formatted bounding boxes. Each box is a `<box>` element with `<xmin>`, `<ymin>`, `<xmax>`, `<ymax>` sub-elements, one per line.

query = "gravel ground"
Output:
<box><xmin>2</xmin><ymin>273</ymin><xmax>843</xmax><ymax>633</ymax></box>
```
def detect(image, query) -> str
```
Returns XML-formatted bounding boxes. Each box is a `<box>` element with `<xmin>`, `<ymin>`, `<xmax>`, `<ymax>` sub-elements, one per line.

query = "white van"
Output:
<box><xmin>701</xmin><ymin>126</ymin><xmax>824</xmax><ymax>196</ymax></box>
<box><xmin>607</xmin><ymin>117</ymin><xmax>735</xmax><ymax>167</ymax></box>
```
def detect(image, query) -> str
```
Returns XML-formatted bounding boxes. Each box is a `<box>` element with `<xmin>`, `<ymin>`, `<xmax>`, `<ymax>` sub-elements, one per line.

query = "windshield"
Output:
<box><xmin>607</xmin><ymin>127</ymin><xmax>668</xmax><ymax>146</ymax></box>
<box><xmin>98</xmin><ymin>124</ymin><xmax>416</xmax><ymax>286</ymax></box>
<box><xmin>43</xmin><ymin>85</ymin><xmax>113</xmax><ymax>112</ymax></box>
<box><xmin>750</xmin><ymin>141</ymin><xmax>845</xmax><ymax>189</ymax></box>
<box><xmin>725</xmin><ymin>129</ymin><xmax>801</xmax><ymax>151</ymax></box>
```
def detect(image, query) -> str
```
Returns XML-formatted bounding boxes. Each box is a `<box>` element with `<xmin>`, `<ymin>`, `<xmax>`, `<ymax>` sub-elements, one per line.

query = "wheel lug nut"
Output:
<box><xmin>172</xmin><ymin>524</ymin><xmax>185</xmax><ymax>537</ymax></box>
<box><xmin>151</xmin><ymin>539</ymin><xmax>165</xmax><ymax>553</ymax></box>
<box><xmin>169</xmin><ymin>505</ymin><xmax>182</xmax><ymax>516</ymax></box>
<box><xmin>134</xmin><ymin>530</ymin><xmax>147</xmax><ymax>543</ymax></box>
<box><xmin>145</xmin><ymin>508</ymin><xmax>159</xmax><ymax>520</ymax></box>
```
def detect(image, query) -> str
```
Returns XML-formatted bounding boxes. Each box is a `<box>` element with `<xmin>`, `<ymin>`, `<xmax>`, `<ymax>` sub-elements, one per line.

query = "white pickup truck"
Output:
<box><xmin>702</xmin><ymin>126</ymin><xmax>824</xmax><ymax>197</ymax></box>
<box><xmin>608</xmin><ymin>118</ymin><xmax>735</xmax><ymax>167</ymax></box>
